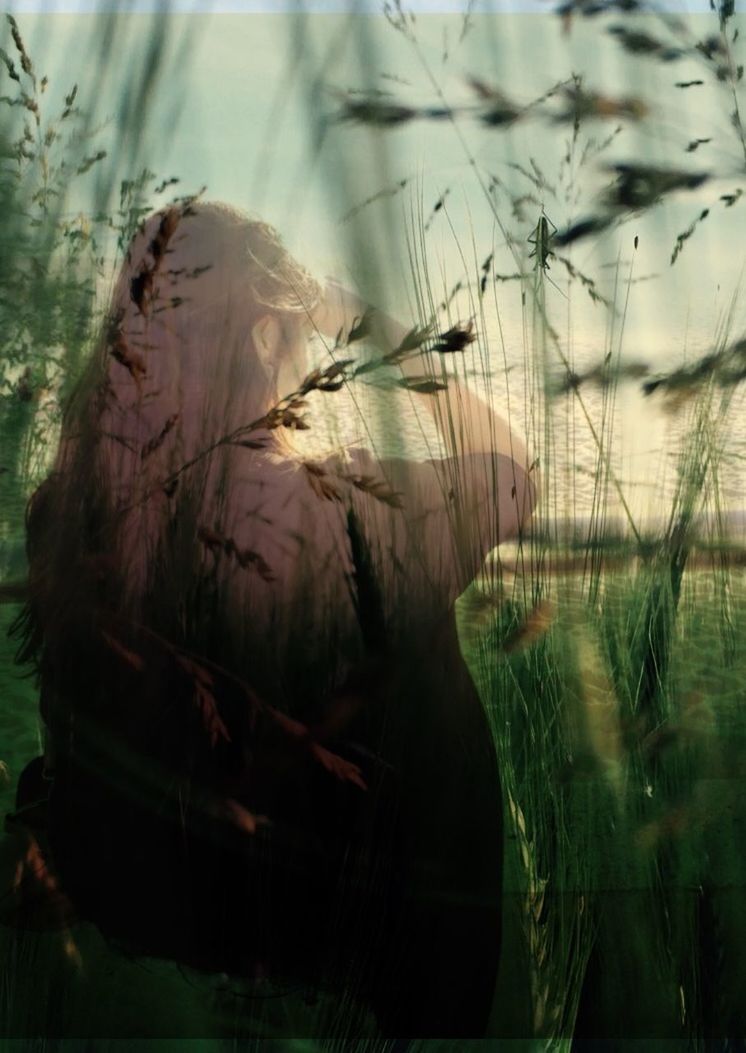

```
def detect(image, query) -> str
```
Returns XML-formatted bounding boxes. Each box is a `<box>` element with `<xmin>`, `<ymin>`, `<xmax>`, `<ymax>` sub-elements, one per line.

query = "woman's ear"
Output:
<box><xmin>251</xmin><ymin>314</ymin><xmax>282</xmax><ymax>376</ymax></box>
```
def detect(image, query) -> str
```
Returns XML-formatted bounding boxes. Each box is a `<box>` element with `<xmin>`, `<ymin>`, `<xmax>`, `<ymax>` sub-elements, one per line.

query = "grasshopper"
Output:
<box><xmin>528</xmin><ymin>209</ymin><xmax>566</xmax><ymax>297</ymax></box>
<box><xmin>528</xmin><ymin>209</ymin><xmax>557</xmax><ymax>273</ymax></box>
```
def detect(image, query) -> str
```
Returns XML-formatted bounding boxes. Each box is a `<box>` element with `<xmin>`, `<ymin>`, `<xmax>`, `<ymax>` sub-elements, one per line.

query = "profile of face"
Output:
<box><xmin>252</xmin><ymin>311</ymin><xmax>313</xmax><ymax>405</ymax></box>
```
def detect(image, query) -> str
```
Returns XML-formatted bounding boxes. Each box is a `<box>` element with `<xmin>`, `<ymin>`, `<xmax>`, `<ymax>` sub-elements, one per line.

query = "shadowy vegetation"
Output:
<box><xmin>1</xmin><ymin>0</ymin><xmax>746</xmax><ymax>1044</ymax></box>
<box><xmin>328</xmin><ymin>0</ymin><xmax>746</xmax><ymax>1043</ymax></box>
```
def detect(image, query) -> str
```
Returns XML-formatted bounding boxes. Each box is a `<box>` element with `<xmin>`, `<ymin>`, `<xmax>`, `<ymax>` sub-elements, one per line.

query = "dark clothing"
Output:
<box><xmin>33</xmin><ymin>445</ymin><xmax>532</xmax><ymax>1036</ymax></box>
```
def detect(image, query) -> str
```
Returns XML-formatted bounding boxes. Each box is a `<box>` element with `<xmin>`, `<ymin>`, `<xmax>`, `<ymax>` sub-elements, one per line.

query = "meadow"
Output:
<box><xmin>2</xmin><ymin>0</ymin><xmax>746</xmax><ymax>1047</ymax></box>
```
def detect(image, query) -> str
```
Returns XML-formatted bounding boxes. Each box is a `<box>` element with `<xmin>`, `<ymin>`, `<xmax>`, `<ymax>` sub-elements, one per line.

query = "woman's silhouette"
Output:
<box><xmin>10</xmin><ymin>200</ymin><xmax>536</xmax><ymax>1037</ymax></box>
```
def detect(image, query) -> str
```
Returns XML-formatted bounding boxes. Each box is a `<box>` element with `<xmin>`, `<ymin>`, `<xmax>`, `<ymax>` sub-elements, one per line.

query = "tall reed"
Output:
<box><xmin>320</xmin><ymin>0</ymin><xmax>746</xmax><ymax>1041</ymax></box>
<box><xmin>2</xmin><ymin>0</ymin><xmax>746</xmax><ymax>1043</ymax></box>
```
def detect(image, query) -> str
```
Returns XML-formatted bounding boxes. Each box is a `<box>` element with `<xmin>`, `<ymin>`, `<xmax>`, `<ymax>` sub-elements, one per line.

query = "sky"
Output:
<box><xmin>3</xmin><ymin>1</ymin><xmax>746</xmax><ymax>526</ymax></box>
<box><xmin>5</xmin><ymin>1</ymin><xmax>726</xmax><ymax>12</ymax></box>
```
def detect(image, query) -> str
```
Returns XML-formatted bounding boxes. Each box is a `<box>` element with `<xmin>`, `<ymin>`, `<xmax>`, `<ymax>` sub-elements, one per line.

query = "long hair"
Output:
<box><xmin>14</xmin><ymin>200</ymin><xmax>321</xmax><ymax>656</ymax></box>
<box><xmin>11</xmin><ymin>201</ymin><xmax>328</xmax><ymax>805</ymax></box>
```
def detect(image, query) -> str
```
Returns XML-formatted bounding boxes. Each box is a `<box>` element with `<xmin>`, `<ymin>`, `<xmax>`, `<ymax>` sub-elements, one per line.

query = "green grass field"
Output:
<box><xmin>3</xmin><ymin>554</ymin><xmax>746</xmax><ymax>1043</ymax></box>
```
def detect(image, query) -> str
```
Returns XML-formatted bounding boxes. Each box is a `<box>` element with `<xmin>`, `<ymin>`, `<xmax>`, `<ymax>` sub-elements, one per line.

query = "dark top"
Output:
<box><xmin>43</xmin><ymin>443</ymin><xmax>535</xmax><ymax>1036</ymax></box>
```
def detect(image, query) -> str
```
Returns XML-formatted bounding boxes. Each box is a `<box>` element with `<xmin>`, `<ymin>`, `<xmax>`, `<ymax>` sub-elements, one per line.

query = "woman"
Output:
<box><xmin>10</xmin><ymin>200</ymin><xmax>536</xmax><ymax>1037</ymax></box>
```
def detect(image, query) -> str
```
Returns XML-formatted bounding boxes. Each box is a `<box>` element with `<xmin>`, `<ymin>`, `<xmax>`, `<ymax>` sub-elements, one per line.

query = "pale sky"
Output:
<box><xmin>5</xmin><ymin>2</ymin><xmax>746</xmax><ymax>526</ymax></box>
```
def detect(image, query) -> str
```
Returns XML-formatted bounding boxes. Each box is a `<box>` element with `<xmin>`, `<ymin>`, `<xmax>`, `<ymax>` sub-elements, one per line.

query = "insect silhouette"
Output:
<box><xmin>528</xmin><ymin>209</ymin><xmax>557</xmax><ymax>273</ymax></box>
<box><xmin>528</xmin><ymin>209</ymin><xmax>566</xmax><ymax>297</ymax></box>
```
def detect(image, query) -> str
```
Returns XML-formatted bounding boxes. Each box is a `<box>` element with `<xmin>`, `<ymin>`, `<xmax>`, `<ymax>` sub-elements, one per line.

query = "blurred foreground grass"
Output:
<box><xmin>3</xmin><ymin>556</ymin><xmax>746</xmax><ymax>1042</ymax></box>
<box><xmin>461</xmin><ymin>560</ymin><xmax>746</xmax><ymax>1043</ymax></box>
